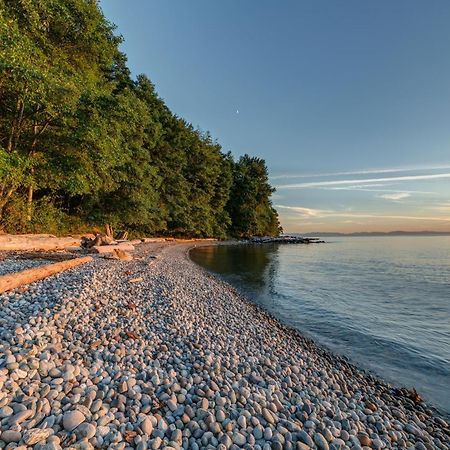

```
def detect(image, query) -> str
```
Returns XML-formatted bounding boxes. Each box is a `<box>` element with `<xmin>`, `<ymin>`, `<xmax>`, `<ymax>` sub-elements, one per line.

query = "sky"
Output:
<box><xmin>100</xmin><ymin>0</ymin><xmax>450</xmax><ymax>233</ymax></box>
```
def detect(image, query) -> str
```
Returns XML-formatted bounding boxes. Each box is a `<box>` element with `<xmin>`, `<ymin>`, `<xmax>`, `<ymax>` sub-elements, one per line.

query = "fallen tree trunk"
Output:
<box><xmin>0</xmin><ymin>234</ymin><xmax>80</xmax><ymax>251</ymax></box>
<box><xmin>141</xmin><ymin>238</ymin><xmax>168</xmax><ymax>243</ymax></box>
<box><xmin>0</xmin><ymin>256</ymin><xmax>93</xmax><ymax>294</ymax></box>
<box><xmin>90</xmin><ymin>243</ymin><xmax>135</xmax><ymax>254</ymax></box>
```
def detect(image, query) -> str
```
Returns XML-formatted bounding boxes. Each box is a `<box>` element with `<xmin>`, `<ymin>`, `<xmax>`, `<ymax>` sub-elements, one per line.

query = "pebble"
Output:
<box><xmin>0</xmin><ymin>405</ymin><xmax>14</xmax><ymax>418</ymax></box>
<box><xmin>1</xmin><ymin>430</ymin><xmax>22</xmax><ymax>443</ymax></box>
<box><xmin>63</xmin><ymin>410</ymin><xmax>86</xmax><ymax>431</ymax></box>
<box><xmin>233</xmin><ymin>432</ymin><xmax>247</xmax><ymax>446</ymax></box>
<box><xmin>23</xmin><ymin>428</ymin><xmax>53</xmax><ymax>445</ymax></box>
<box><xmin>314</xmin><ymin>432</ymin><xmax>330</xmax><ymax>450</ymax></box>
<box><xmin>296</xmin><ymin>443</ymin><xmax>311</xmax><ymax>450</ymax></box>
<box><xmin>140</xmin><ymin>417</ymin><xmax>153</xmax><ymax>435</ymax></box>
<box><xmin>0</xmin><ymin>243</ymin><xmax>447</xmax><ymax>450</ymax></box>
<box><xmin>9</xmin><ymin>409</ymin><xmax>32</xmax><ymax>425</ymax></box>
<box><xmin>262</xmin><ymin>408</ymin><xmax>275</xmax><ymax>424</ymax></box>
<box><xmin>358</xmin><ymin>433</ymin><xmax>371</xmax><ymax>446</ymax></box>
<box><xmin>75</xmin><ymin>422</ymin><xmax>96</xmax><ymax>440</ymax></box>
<box><xmin>299</xmin><ymin>430</ymin><xmax>315</xmax><ymax>447</ymax></box>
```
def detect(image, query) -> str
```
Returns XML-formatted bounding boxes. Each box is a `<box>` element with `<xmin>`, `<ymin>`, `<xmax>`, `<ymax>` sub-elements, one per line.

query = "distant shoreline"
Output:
<box><xmin>299</xmin><ymin>231</ymin><xmax>450</xmax><ymax>237</ymax></box>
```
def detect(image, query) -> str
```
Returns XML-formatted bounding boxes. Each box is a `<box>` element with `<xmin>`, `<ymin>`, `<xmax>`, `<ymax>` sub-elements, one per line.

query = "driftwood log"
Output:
<box><xmin>111</xmin><ymin>249</ymin><xmax>133</xmax><ymax>261</ymax></box>
<box><xmin>116</xmin><ymin>231</ymin><xmax>128</xmax><ymax>240</ymax></box>
<box><xmin>81</xmin><ymin>233</ymin><xmax>114</xmax><ymax>248</ymax></box>
<box><xmin>141</xmin><ymin>238</ymin><xmax>168</xmax><ymax>243</ymax></box>
<box><xmin>0</xmin><ymin>256</ymin><xmax>93</xmax><ymax>294</ymax></box>
<box><xmin>90</xmin><ymin>243</ymin><xmax>135</xmax><ymax>254</ymax></box>
<box><xmin>105</xmin><ymin>224</ymin><xmax>114</xmax><ymax>238</ymax></box>
<box><xmin>0</xmin><ymin>234</ymin><xmax>80</xmax><ymax>251</ymax></box>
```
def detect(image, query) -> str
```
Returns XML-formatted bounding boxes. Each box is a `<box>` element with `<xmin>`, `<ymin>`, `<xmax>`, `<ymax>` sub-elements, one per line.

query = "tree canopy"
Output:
<box><xmin>0</xmin><ymin>0</ymin><xmax>280</xmax><ymax>238</ymax></box>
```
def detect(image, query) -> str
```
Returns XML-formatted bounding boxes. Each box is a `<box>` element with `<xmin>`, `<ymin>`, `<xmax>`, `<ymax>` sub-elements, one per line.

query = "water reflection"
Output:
<box><xmin>190</xmin><ymin>244</ymin><xmax>280</xmax><ymax>301</ymax></box>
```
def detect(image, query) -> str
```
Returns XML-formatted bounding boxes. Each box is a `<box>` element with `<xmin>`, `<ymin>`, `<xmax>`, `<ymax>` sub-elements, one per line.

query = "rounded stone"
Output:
<box><xmin>357</xmin><ymin>434</ymin><xmax>372</xmax><ymax>447</ymax></box>
<box><xmin>299</xmin><ymin>431</ymin><xmax>314</xmax><ymax>447</ymax></box>
<box><xmin>1</xmin><ymin>430</ymin><xmax>22</xmax><ymax>443</ymax></box>
<box><xmin>233</xmin><ymin>432</ymin><xmax>247</xmax><ymax>446</ymax></box>
<box><xmin>63</xmin><ymin>410</ymin><xmax>86</xmax><ymax>431</ymax></box>
<box><xmin>140</xmin><ymin>417</ymin><xmax>153</xmax><ymax>435</ymax></box>
<box><xmin>0</xmin><ymin>406</ymin><xmax>14</xmax><ymax>418</ymax></box>
<box><xmin>216</xmin><ymin>410</ymin><xmax>226</xmax><ymax>422</ymax></box>
<box><xmin>75</xmin><ymin>422</ymin><xmax>96</xmax><ymax>440</ymax></box>
<box><xmin>314</xmin><ymin>433</ymin><xmax>330</xmax><ymax>450</ymax></box>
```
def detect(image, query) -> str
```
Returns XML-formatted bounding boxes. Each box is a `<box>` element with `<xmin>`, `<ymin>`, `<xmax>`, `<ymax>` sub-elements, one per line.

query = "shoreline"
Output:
<box><xmin>187</xmin><ymin>241</ymin><xmax>450</xmax><ymax>423</ymax></box>
<box><xmin>188</xmin><ymin>243</ymin><xmax>450</xmax><ymax>416</ymax></box>
<box><xmin>0</xmin><ymin>242</ymin><xmax>448</xmax><ymax>449</ymax></box>
<box><xmin>189</xmin><ymin>240</ymin><xmax>450</xmax><ymax>418</ymax></box>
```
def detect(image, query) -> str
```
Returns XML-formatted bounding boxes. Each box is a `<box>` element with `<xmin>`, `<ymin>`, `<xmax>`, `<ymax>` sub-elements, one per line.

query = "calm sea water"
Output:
<box><xmin>190</xmin><ymin>237</ymin><xmax>450</xmax><ymax>414</ymax></box>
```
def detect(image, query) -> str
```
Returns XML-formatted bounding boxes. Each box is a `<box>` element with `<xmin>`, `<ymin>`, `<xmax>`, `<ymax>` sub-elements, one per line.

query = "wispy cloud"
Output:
<box><xmin>430</xmin><ymin>202</ymin><xmax>450</xmax><ymax>213</ymax></box>
<box><xmin>270</xmin><ymin>164</ymin><xmax>450</xmax><ymax>180</ymax></box>
<box><xmin>276</xmin><ymin>205</ymin><xmax>330</xmax><ymax>216</ymax></box>
<box><xmin>320</xmin><ymin>186</ymin><xmax>434</xmax><ymax>194</ymax></box>
<box><xmin>341</xmin><ymin>220</ymin><xmax>365</xmax><ymax>224</ymax></box>
<box><xmin>275</xmin><ymin>204</ymin><xmax>450</xmax><ymax>222</ymax></box>
<box><xmin>379</xmin><ymin>192</ymin><xmax>411</xmax><ymax>201</ymax></box>
<box><xmin>324</xmin><ymin>183</ymin><xmax>389</xmax><ymax>190</ymax></box>
<box><xmin>282</xmin><ymin>220</ymin><xmax>327</xmax><ymax>226</ymax></box>
<box><xmin>276</xmin><ymin>172</ymin><xmax>450</xmax><ymax>189</ymax></box>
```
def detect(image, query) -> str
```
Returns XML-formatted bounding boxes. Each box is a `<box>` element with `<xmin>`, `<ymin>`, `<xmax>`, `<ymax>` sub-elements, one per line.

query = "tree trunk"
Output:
<box><xmin>27</xmin><ymin>180</ymin><xmax>33</xmax><ymax>222</ymax></box>
<box><xmin>27</xmin><ymin>122</ymin><xmax>38</xmax><ymax>223</ymax></box>
<box><xmin>7</xmin><ymin>97</ymin><xmax>21</xmax><ymax>152</ymax></box>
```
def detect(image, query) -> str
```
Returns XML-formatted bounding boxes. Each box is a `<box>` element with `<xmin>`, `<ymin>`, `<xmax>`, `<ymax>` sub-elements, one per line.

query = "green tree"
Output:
<box><xmin>0</xmin><ymin>0</ymin><xmax>280</xmax><ymax>238</ymax></box>
<box><xmin>0</xmin><ymin>0</ymin><xmax>118</xmax><ymax>223</ymax></box>
<box><xmin>227</xmin><ymin>155</ymin><xmax>281</xmax><ymax>237</ymax></box>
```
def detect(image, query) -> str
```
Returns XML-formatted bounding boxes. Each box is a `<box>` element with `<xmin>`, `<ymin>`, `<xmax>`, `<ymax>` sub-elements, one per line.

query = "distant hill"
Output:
<box><xmin>298</xmin><ymin>231</ymin><xmax>450</xmax><ymax>237</ymax></box>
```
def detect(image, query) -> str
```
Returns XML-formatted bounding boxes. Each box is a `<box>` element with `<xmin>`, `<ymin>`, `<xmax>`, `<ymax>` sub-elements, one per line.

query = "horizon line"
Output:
<box><xmin>283</xmin><ymin>230</ymin><xmax>450</xmax><ymax>235</ymax></box>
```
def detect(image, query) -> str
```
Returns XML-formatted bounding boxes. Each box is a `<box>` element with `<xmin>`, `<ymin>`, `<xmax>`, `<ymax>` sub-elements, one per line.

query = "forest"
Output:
<box><xmin>0</xmin><ymin>0</ymin><xmax>281</xmax><ymax>238</ymax></box>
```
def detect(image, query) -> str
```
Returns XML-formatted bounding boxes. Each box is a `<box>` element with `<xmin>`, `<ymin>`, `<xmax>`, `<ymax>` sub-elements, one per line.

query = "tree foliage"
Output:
<box><xmin>0</xmin><ymin>0</ymin><xmax>280</xmax><ymax>237</ymax></box>
<box><xmin>226</xmin><ymin>155</ymin><xmax>282</xmax><ymax>237</ymax></box>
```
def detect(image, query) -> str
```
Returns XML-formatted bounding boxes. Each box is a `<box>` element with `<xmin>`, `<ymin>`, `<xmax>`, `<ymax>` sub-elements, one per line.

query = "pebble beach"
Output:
<box><xmin>0</xmin><ymin>242</ymin><xmax>449</xmax><ymax>450</ymax></box>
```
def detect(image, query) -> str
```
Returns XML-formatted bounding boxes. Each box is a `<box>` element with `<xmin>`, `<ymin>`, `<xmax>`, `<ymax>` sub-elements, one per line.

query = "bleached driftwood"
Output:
<box><xmin>90</xmin><ymin>243</ymin><xmax>135</xmax><ymax>254</ymax></box>
<box><xmin>141</xmin><ymin>238</ymin><xmax>168</xmax><ymax>243</ymax></box>
<box><xmin>0</xmin><ymin>256</ymin><xmax>93</xmax><ymax>294</ymax></box>
<box><xmin>81</xmin><ymin>234</ymin><xmax>114</xmax><ymax>248</ymax></box>
<box><xmin>111</xmin><ymin>249</ymin><xmax>133</xmax><ymax>261</ymax></box>
<box><xmin>0</xmin><ymin>234</ymin><xmax>80</xmax><ymax>251</ymax></box>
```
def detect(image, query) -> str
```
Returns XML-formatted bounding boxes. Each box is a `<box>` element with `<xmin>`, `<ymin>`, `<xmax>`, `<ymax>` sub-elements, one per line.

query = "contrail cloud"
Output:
<box><xmin>275</xmin><ymin>205</ymin><xmax>450</xmax><ymax>222</ymax></box>
<box><xmin>270</xmin><ymin>164</ymin><xmax>450</xmax><ymax>180</ymax></box>
<box><xmin>276</xmin><ymin>173</ymin><xmax>450</xmax><ymax>189</ymax></box>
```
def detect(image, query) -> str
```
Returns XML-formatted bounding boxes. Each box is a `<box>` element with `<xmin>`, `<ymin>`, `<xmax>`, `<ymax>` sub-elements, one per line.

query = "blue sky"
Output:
<box><xmin>100</xmin><ymin>0</ymin><xmax>450</xmax><ymax>232</ymax></box>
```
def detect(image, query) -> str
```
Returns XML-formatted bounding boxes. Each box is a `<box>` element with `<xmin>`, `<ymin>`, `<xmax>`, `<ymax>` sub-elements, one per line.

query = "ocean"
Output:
<box><xmin>190</xmin><ymin>236</ymin><xmax>450</xmax><ymax>414</ymax></box>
